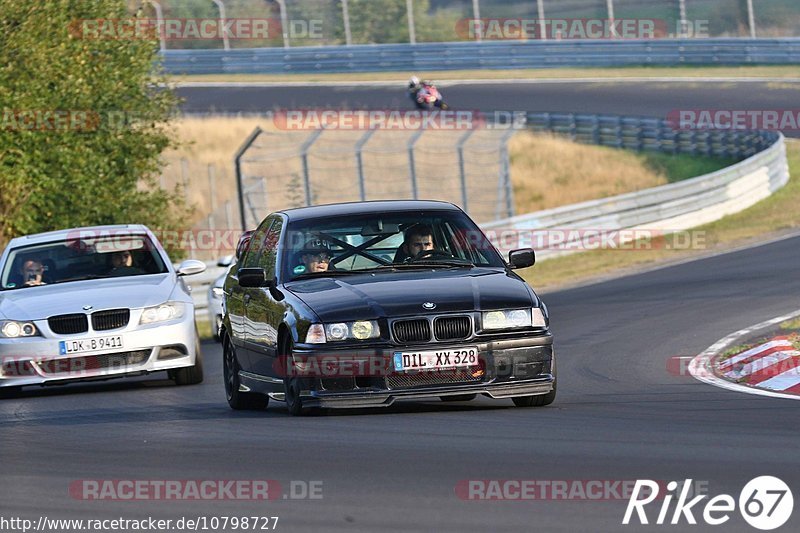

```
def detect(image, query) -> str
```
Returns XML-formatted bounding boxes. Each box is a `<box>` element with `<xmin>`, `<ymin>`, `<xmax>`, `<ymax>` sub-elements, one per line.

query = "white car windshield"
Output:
<box><xmin>0</xmin><ymin>234</ymin><xmax>168</xmax><ymax>290</ymax></box>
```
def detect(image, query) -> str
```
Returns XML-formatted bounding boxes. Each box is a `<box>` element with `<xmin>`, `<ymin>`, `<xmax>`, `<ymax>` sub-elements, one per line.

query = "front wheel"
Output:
<box><xmin>223</xmin><ymin>335</ymin><xmax>268</xmax><ymax>410</ymax></box>
<box><xmin>511</xmin><ymin>354</ymin><xmax>556</xmax><ymax>407</ymax></box>
<box><xmin>281</xmin><ymin>337</ymin><xmax>314</xmax><ymax>416</ymax></box>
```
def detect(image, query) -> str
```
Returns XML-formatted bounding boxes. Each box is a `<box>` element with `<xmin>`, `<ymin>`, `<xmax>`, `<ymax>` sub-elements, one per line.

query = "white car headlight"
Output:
<box><xmin>0</xmin><ymin>320</ymin><xmax>40</xmax><ymax>338</ymax></box>
<box><xmin>139</xmin><ymin>302</ymin><xmax>186</xmax><ymax>325</ymax></box>
<box><xmin>211</xmin><ymin>287</ymin><xmax>224</xmax><ymax>299</ymax></box>
<box><xmin>482</xmin><ymin>308</ymin><xmax>543</xmax><ymax>331</ymax></box>
<box><xmin>305</xmin><ymin>320</ymin><xmax>380</xmax><ymax>344</ymax></box>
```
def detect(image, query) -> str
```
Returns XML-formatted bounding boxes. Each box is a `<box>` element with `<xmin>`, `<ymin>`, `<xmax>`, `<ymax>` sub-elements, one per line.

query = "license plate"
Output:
<box><xmin>393</xmin><ymin>347</ymin><xmax>478</xmax><ymax>372</ymax></box>
<box><xmin>59</xmin><ymin>335</ymin><xmax>124</xmax><ymax>355</ymax></box>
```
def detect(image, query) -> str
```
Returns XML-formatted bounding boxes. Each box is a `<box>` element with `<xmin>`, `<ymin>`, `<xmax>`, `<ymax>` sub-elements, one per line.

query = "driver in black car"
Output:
<box><xmin>393</xmin><ymin>224</ymin><xmax>435</xmax><ymax>263</ymax></box>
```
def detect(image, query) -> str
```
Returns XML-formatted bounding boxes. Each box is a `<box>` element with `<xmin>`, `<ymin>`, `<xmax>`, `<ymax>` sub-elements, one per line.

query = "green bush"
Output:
<box><xmin>0</xmin><ymin>0</ymin><xmax>188</xmax><ymax>256</ymax></box>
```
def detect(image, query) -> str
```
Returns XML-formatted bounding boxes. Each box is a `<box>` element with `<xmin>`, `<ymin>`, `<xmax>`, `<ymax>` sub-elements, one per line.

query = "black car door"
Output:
<box><xmin>232</xmin><ymin>218</ymin><xmax>271</xmax><ymax>372</ymax></box>
<box><xmin>244</xmin><ymin>216</ymin><xmax>285</xmax><ymax>377</ymax></box>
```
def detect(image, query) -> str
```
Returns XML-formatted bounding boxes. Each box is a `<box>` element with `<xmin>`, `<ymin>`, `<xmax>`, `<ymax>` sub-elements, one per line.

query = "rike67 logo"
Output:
<box><xmin>623</xmin><ymin>477</ymin><xmax>793</xmax><ymax>530</ymax></box>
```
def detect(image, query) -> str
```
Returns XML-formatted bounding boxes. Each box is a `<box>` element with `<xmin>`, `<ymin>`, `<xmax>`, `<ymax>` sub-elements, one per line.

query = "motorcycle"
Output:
<box><xmin>410</xmin><ymin>82</ymin><xmax>449</xmax><ymax>110</ymax></box>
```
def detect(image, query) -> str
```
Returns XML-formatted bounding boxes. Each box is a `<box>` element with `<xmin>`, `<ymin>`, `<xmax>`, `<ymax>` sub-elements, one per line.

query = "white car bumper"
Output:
<box><xmin>0</xmin><ymin>312</ymin><xmax>197</xmax><ymax>388</ymax></box>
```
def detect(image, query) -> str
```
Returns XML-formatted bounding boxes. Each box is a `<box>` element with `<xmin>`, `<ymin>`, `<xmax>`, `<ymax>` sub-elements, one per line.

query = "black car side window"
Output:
<box><xmin>241</xmin><ymin>218</ymin><xmax>273</xmax><ymax>269</ymax></box>
<box><xmin>256</xmin><ymin>218</ymin><xmax>283</xmax><ymax>278</ymax></box>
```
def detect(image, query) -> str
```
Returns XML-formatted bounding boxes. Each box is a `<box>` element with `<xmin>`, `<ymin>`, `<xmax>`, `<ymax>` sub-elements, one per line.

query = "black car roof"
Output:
<box><xmin>278</xmin><ymin>200</ymin><xmax>461</xmax><ymax>222</ymax></box>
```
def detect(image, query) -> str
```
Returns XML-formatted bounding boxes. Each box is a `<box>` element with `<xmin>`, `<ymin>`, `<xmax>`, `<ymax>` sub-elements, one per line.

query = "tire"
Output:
<box><xmin>511</xmin><ymin>354</ymin><xmax>557</xmax><ymax>408</ymax></box>
<box><xmin>223</xmin><ymin>335</ymin><xmax>268</xmax><ymax>410</ymax></box>
<box><xmin>0</xmin><ymin>386</ymin><xmax>22</xmax><ymax>399</ymax></box>
<box><xmin>281</xmin><ymin>337</ymin><xmax>313</xmax><ymax>417</ymax></box>
<box><xmin>173</xmin><ymin>336</ymin><xmax>204</xmax><ymax>385</ymax></box>
<box><xmin>440</xmin><ymin>394</ymin><xmax>477</xmax><ymax>402</ymax></box>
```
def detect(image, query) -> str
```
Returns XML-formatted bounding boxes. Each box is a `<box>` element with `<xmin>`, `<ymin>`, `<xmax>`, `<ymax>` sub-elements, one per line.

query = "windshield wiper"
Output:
<box><xmin>371</xmin><ymin>261</ymin><xmax>473</xmax><ymax>270</ymax></box>
<box><xmin>292</xmin><ymin>270</ymin><xmax>367</xmax><ymax>280</ymax></box>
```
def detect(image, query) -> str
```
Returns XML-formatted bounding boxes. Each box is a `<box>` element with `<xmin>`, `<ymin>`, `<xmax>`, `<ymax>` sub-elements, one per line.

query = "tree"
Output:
<box><xmin>0</xmin><ymin>0</ymin><xmax>188</xmax><ymax>254</ymax></box>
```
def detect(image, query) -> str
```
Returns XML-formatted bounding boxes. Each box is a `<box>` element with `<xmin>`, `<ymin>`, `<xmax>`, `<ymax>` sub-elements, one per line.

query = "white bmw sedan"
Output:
<box><xmin>0</xmin><ymin>224</ymin><xmax>206</xmax><ymax>394</ymax></box>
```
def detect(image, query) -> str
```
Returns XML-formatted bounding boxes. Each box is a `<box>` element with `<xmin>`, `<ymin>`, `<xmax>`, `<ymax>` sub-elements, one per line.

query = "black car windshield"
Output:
<box><xmin>0</xmin><ymin>233</ymin><xmax>169</xmax><ymax>290</ymax></box>
<box><xmin>283</xmin><ymin>210</ymin><xmax>505</xmax><ymax>281</ymax></box>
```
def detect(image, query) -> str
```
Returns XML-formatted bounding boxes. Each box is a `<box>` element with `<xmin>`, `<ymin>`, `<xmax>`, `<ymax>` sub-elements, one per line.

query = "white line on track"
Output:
<box><xmin>169</xmin><ymin>77</ymin><xmax>800</xmax><ymax>88</ymax></box>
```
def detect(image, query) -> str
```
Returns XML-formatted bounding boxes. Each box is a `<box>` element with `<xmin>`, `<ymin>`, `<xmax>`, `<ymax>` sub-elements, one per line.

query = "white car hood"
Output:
<box><xmin>0</xmin><ymin>274</ymin><xmax>177</xmax><ymax>320</ymax></box>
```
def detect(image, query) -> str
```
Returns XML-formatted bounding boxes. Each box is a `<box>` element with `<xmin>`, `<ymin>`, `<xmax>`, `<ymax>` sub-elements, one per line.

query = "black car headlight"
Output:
<box><xmin>482</xmin><ymin>308</ymin><xmax>547</xmax><ymax>331</ymax></box>
<box><xmin>0</xmin><ymin>320</ymin><xmax>41</xmax><ymax>338</ymax></box>
<box><xmin>305</xmin><ymin>320</ymin><xmax>380</xmax><ymax>344</ymax></box>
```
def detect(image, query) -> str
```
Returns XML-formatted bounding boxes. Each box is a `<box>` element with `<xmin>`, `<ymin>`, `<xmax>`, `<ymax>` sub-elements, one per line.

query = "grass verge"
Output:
<box><xmin>195</xmin><ymin>317</ymin><xmax>213</xmax><ymax>341</ymax></box>
<box><xmin>521</xmin><ymin>139</ymin><xmax>800</xmax><ymax>292</ymax></box>
<box><xmin>169</xmin><ymin>65</ymin><xmax>800</xmax><ymax>84</ymax></box>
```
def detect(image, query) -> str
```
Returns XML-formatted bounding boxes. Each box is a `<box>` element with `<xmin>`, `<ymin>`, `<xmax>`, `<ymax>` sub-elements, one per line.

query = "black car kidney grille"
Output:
<box><xmin>434</xmin><ymin>316</ymin><xmax>471</xmax><ymax>341</ymax></box>
<box><xmin>392</xmin><ymin>319</ymin><xmax>431</xmax><ymax>343</ymax></box>
<box><xmin>48</xmin><ymin>314</ymin><xmax>89</xmax><ymax>335</ymax></box>
<box><xmin>91</xmin><ymin>309</ymin><xmax>130</xmax><ymax>331</ymax></box>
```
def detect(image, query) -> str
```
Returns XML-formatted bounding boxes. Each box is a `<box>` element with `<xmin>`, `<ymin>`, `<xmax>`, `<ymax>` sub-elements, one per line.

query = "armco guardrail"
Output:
<box><xmin>484</xmin><ymin>118</ymin><xmax>789</xmax><ymax>260</ymax></box>
<box><xmin>161</xmin><ymin>38</ymin><xmax>800</xmax><ymax>75</ymax></box>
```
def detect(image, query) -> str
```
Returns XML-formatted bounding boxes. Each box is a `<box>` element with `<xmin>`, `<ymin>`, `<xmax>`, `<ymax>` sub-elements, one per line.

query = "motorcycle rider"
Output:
<box><xmin>408</xmin><ymin>75</ymin><xmax>435</xmax><ymax>108</ymax></box>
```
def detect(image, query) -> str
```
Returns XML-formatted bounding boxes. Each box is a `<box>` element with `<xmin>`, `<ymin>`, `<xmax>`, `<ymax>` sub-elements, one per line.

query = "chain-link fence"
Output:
<box><xmin>230</xmin><ymin>125</ymin><xmax>516</xmax><ymax>231</ymax></box>
<box><xmin>142</xmin><ymin>0</ymin><xmax>800</xmax><ymax>50</ymax></box>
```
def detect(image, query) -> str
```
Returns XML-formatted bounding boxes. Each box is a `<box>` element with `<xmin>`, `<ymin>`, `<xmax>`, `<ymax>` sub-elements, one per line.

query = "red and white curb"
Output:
<box><xmin>689</xmin><ymin>309</ymin><xmax>800</xmax><ymax>400</ymax></box>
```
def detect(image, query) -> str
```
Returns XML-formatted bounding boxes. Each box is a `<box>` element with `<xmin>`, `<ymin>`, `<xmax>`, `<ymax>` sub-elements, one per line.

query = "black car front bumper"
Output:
<box><xmin>286</xmin><ymin>334</ymin><xmax>554</xmax><ymax>408</ymax></box>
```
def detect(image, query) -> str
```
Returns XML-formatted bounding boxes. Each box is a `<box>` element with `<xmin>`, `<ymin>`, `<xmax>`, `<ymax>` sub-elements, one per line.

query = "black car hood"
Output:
<box><xmin>284</xmin><ymin>267</ymin><xmax>537</xmax><ymax>321</ymax></box>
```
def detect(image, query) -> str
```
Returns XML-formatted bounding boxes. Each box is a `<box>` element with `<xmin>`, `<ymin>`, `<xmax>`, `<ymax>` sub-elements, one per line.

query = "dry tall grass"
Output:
<box><xmin>508</xmin><ymin>130</ymin><xmax>668</xmax><ymax>212</ymax></box>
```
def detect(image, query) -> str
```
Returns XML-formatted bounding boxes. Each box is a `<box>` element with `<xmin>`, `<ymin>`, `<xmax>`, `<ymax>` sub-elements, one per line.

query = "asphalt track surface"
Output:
<box><xmin>2</xmin><ymin>233</ymin><xmax>800</xmax><ymax>532</ymax></box>
<box><xmin>175</xmin><ymin>80</ymin><xmax>800</xmax><ymax>137</ymax></box>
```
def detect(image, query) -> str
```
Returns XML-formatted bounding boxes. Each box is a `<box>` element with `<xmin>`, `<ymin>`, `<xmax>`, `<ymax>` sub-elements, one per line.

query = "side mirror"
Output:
<box><xmin>238</xmin><ymin>267</ymin><xmax>267</xmax><ymax>287</ymax></box>
<box><xmin>177</xmin><ymin>259</ymin><xmax>207</xmax><ymax>276</ymax></box>
<box><xmin>216</xmin><ymin>254</ymin><xmax>234</xmax><ymax>267</ymax></box>
<box><xmin>508</xmin><ymin>248</ymin><xmax>535</xmax><ymax>269</ymax></box>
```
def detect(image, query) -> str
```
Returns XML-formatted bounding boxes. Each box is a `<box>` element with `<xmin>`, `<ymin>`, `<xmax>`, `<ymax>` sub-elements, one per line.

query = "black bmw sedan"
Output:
<box><xmin>222</xmin><ymin>200</ymin><xmax>555</xmax><ymax>415</ymax></box>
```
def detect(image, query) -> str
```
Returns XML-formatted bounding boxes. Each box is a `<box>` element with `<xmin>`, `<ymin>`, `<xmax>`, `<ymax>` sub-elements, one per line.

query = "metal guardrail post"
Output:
<box><xmin>142</xmin><ymin>1</ymin><xmax>166</xmax><ymax>52</ymax></box>
<box><xmin>355</xmin><ymin>129</ymin><xmax>377</xmax><ymax>202</ymax></box>
<box><xmin>498</xmin><ymin>128</ymin><xmax>517</xmax><ymax>220</ymax></box>
<box><xmin>342</xmin><ymin>0</ymin><xmax>352</xmax><ymax>45</ymax></box>
<box><xmin>407</xmin><ymin>129</ymin><xmax>425</xmax><ymax>200</ymax></box>
<box><xmin>406</xmin><ymin>0</ymin><xmax>416</xmax><ymax>45</ymax></box>
<box><xmin>678</xmin><ymin>0</ymin><xmax>688</xmax><ymax>38</ymax></box>
<box><xmin>456</xmin><ymin>129</ymin><xmax>476</xmax><ymax>213</ymax></box>
<box><xmin>211</xmin><ymin>0</ymin><xmax>230</xmax><ymax>50</ymax></box>
<box><xmin>276</xmin><ymin>0</ymin><xmax>290</xmax><ymax>48</ymax></box>
<box><xmin>472</xmin><ymin>0</ymin><xmax>481</xmax><ymax>42</ymax></box>
<box><xmin>606</xmin><ymin>0</ymin><xmax>616</xmax><ymax>38</ymax></box>
<box><xmin>234</xmin><ymin>127</ymin><xmax>263</xmax><ymax>230</ymax></box>
<box><xmin>300</xmin><ymin>128</ymin><xmax>325</xmax><ymax>206</ymax></box>
<box><xmin>208</xmin><ymin>164</ymin><xmax>217</xmax><ymax>219</ymax></box>
<box><xmin>536</xmin><ymin>0</ymin><xmax>546</xmax><ymax>40</ymax></box>
<box><xmin>747</xmin><ymin>0</ymin><xmax>757</xmax><ymax>38</ymax></box>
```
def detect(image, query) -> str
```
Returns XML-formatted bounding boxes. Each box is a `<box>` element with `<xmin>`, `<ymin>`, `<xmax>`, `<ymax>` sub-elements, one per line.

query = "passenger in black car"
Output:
<box><xmin>393</xmin><ymin>224</ymin><xmax>435</xmax><ymax>263</ymax></box>
<box><xmin>299</xmin><ymin>238</ymin><xmax>333</xmax><ymax>274</ymax></box>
